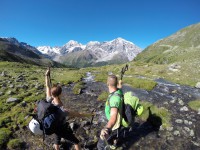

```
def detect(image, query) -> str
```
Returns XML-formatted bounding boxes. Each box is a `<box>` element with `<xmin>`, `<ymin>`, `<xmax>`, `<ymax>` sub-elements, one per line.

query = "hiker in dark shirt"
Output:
<box><xmin>45</xmin><ymin>69</ymin><xmax>81</xmax><ymax>150</ymax></box>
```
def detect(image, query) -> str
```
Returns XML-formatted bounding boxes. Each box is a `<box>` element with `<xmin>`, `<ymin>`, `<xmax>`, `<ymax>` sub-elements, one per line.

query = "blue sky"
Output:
<box><xmin>0</xmin><ymin>0</ymin><xmax>200</xmax><ymax>49</ymax></box>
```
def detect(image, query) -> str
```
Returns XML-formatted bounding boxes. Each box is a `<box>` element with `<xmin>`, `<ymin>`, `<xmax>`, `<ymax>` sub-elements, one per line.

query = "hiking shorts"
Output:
<box><xmin>54</xmin><ymin>122</ymin><xmax>79</xmax><ymax>145</ymax></box>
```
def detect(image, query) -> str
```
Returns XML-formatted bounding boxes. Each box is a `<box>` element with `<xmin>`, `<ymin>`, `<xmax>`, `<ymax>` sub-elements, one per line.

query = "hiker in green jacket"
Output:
<box><xmin>97</xmin><ymin>75</ymin><xmax>123</xmax><ymax>150</ymax></box>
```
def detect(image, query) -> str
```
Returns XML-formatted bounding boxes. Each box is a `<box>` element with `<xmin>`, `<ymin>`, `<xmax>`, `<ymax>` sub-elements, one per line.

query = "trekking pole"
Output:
<box><xmin>103</xmin><ymin>135</ymin><xmax>110</xmax><ymax>150</ymax></box>
<box><xmin>84</xmin><ymin>109</ymin><xmax>96</xmax><ymax>149</ymax></box>
<box><xmin>48</xmin><ymin>66</ymin><xmax>52</xmax><ymax>88</ymax></box>
<box><xmin>88</xmin><ymin>109</ymin><xmax>96</xmax><ymax>130</ymax></box>
<box><xmin>120</xmin><ymin>64</ymin><xmax>128</xmax><ymax>80</ymax></box>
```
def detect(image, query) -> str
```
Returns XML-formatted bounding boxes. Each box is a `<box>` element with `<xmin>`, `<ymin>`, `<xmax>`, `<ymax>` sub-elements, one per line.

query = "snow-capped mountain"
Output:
<box><xmin>37</xmin><ymin>40</ymin><xmax>85</xmax><ymax>59</ymax></box>
<box><xmin>85</xmin><ymin>37</ymin><xmax>141</xmax><ymax>61</ymax></box>
<box><xmin>37</xmin><ymin>37</ymin><xmax>142</xmax><ymax>67</ymax></box>
<box><xmin>37</xmin><ymin>38</ymin><xmax>141</xmax><ymax>59</ymax></box>
<box><xmin>60</xmin><ymin>40</ymin><xmax>86</xmax><ymax>54</ymax></box>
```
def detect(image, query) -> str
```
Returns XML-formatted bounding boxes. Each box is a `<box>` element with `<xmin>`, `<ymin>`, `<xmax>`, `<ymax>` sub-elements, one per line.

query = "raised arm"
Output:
<box><xmin>45</xmin><ymin>69</ymin><xmax>51</xmax><ymax>97</ymax></box>
<box><xmin>117</xmin><ymin>79</ymin><xmax>122</xmax><ymax>89</ymax></box>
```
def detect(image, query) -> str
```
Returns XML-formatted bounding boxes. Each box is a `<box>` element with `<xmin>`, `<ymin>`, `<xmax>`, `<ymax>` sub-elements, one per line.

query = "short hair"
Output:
<box><xmin>107</xmin><ymin>75</ymin><xmax>118</xmax><ymax>87</ymax></box>
<box><xmin>51</xmin><ymin>85</ymin><xmax>62</xmax><ymax>97</ymax></box>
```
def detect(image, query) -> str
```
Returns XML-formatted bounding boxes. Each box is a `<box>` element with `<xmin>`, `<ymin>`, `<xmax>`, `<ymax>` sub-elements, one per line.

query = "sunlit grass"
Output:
<box><xmin>139</xmin><ymin>101</ymin><xmax>171</xmax><ymax>128</ymax></box>
<box><xmin>97</xmin><ymin>91</ymin><xmax>109</xmax><ymax>101</ymax></box>
<box><xmin>0</xmin><ymin>61</ymin><xmax>85</xmax><ymax>131</ymax></box>
<box><xmin>188</xmin><ymin>100</ymin><xmax>200</xmax><ymax>111</ymax></box>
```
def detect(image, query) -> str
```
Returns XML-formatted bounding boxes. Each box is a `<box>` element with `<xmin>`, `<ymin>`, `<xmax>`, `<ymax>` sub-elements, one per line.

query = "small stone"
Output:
<box><xmin>21</xmin><ymin>101</ymin><xmax>27</xmax><ymax>107</ymax></box>
<box><xmin>173</xmin><ymin>130</ymin><xmax>180</xmax><ymax>136</ymax></box>
<box><xmin>188</xmin><ymin>121</ymin><xmax>193</xmax><ymax>125</ymax></box>
<box><xmin>180</xmin><ymin>106</ymin><xmax>189</xmax><ymax>112</ymax></box>
<box><xmin>35</xmin><ymin>84</ymin><xmax>44</xmax><ymax>90</ymax></box>
<box><xmin>24</xmin><ymin>115</ymin><xmax>29</xmax><ymax>120</ymax></box>
<box><xmin>170</xmin><ymin>99</ymin><xmax>176</xmax><ymax>104</ymax></box>
<box><xmin>198</xmin><ymin>108</ymin><xmax>200</xmax><ymax>115</ymax></box>
<box><xmin>1</xmin><ymin>71</ymin><xmax>7</xmax><ymax>77</ymax></box>
<box><xmin>167</xmin><ymin>136</ymin><xmax>174</xmax><ymax>141</ymax></box>
<box><xmin>175</xmin><ymin>119</ymin><xmax>183</xmax><ymax>124</ymax></box>
<box><xmin>178</xmin><ymin>99</ymin><xmax>184</xmax><ymax>105</ymax></box>
<box><xmin>35</xmin><ymin>92</ymin><xmax>39</xmax><ymax>96</ymax></box>
<box><xmin>195</xmin><ymin>82</ymin><xmax>200</xmax><ymax>88</ymax></box>
<box><xmin>184</xmin><ymin>120</ymin><xmax>189</xmax><ymax>125</ymax></box>
<box><xmin>184</xmin><ymin>127</ymin><xmax>190</xmax><ymax>132</ymax></box>
<box><xmin>2</xmin><ymin>83</ymin><xmax>7</xmax><ymax>87</ymax></box>
<box><xmin>166</xmin><ymin>127</ymin><xmax>174</xmax><ymax>131</ymax></box>
<box><xmin>9</xmin><ymin>84</ymin><xmax>14</xmax><ymax>88</ymax></box>
<box><xmin>70</xmin><ymin>123</ymin><xmax>75</xmax><ymax>130</ymax></box>
<box><xmin>159</xmin><ymin>125</ymin><xmax>164</xmax><ymax>131</ymax></box>
<box><xmin>22</xmin><ymin>85</ymin><xmax>29</xmax><ymax>90</ymax></box>
<box><xmin>7</xmin><ymin>97</ymin><xmax>19</xmax><ymax>103</ymax></box>
<box><xmin>163</xmin><ymin>102</ymin><xmax>168</xmax><ymax>105</ymax></box>
<box><xmin>190</xmin><ymin>129</ymin><xmax>195</xmax><ymax>137</ymax></box>
<box><xmin>171</xmin><ymin>90</ymin><xmax>177</xmax><ymax>94</ymax></box>
<box><xmin>7</xmin><ymin>90</ymin><xmax>14</xmax><ymax>95</ymax></box>
<box><xmin>92</xmin><ymin>121</ymin><xmax>98</xmax><ymax>125</ymax></box>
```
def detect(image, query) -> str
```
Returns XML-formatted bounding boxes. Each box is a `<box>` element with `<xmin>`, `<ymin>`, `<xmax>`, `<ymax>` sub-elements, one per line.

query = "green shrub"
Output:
<box><xmin>97</xmin><ymin>91</ymin><xmax>109</xmax><ymax>101</ymax></box>
<box><xmin>188</xmin><ymin>100</ymin><xmax>200</xmax><ymax>111</ymax></box>
<box><xmin>73</xmin><ymin>82</ymin><xmax>84</xmax><ymax>94</ymax></box>
<box><xmin>0</xmin><ymin>116</ymin><xmax>12</xmax><ymax>128</ymax></box>
<box><xmin>7</xmin><ymin>139</ymin><xmax>23</xmax><ymax>149</ymax></box>
<box><xmin>95</xmin><ymin>72</ymin><xmax>108</xmax><ymax>83</ymax></box>
<box><xmin>124</xmin><ymin>77</ymin><xmax>157</xmax><ymax>91</ymax></box>
<box><xmin>0</xmin><ymin>128</ymin><xmax>12</xmax><ymax>149</ymax></box>
<box><xmin>139</xmin><ymin>101</ymin><xmax>171</xmax><ymax>128</ymax></box>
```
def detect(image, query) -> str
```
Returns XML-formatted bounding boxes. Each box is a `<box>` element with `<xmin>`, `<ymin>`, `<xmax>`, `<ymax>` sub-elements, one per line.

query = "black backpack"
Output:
<box><xmin>36</xmin><ymin>100</ymin><xmax>65</xmax><ymax>135</ymax></box>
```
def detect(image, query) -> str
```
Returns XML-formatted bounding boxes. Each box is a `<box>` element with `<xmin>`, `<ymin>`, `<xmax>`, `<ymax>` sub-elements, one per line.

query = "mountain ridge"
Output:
<box><xmin>37</xmin><ymin>37</ymin><xmax>142</xmax><ymax>67</ymax></box>
<box><xmin>0</xmin><ymin>37</ymin><xmax>63</xmax><ymax>67</ymax></box>
<box><xmin>134</xmin><ymin>22</ymin><xmax>200</xmax><ymax>64</ymax></box>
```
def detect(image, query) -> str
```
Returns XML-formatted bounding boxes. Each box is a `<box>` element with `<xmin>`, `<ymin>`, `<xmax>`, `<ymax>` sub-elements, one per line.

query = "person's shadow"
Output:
<box><xmin>119</xmin><ymin>106</ymin><xmax>162</xmax><ymax>149</ymax></box>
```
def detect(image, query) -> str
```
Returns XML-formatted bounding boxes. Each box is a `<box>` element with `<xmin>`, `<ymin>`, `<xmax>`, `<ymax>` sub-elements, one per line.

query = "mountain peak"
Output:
<box><xmin>65</xmin><ymin>40</ymin><xmax>80</xmax><ymax>46</ymax></box>
<box><xmin>115</xmin><ymin>37</ymin><xmax>126</xmax><ymax>41</ymax></box>
<box><xmin>37</xmin><ymin>38</ymin><xmax>142</xmax><ymax>65</ymax></box>
<box><xmin>3</xmin><ymin>37</ymin><xmax>19</xmax><ymax>45</ymax></box>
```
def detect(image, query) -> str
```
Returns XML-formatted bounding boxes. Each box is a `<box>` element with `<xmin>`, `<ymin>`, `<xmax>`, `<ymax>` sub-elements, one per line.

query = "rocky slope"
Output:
<box><xmin>0</xmin><ymin>37</ymin><xmax>62</xmax><ymax>67</ymax></box>
<box><xmin>134</xmin><ymin>22</ymin><xmax>200</xmax><ymax>64</ymax></box>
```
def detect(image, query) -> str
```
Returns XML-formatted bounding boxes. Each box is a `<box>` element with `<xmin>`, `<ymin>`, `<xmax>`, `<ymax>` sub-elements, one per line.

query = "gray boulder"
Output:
<box><xmin>7</xmin><ymin>90</ymin><xmax>14</xmax><ymax>95</ymax></box>
<box><xmin>195</xmin><ymin>82</ymin><xmax>200</xmax><ymax>88</ymax></box>
<box><xmin>7</xmin><ymin>97</ymin><xmax>20</xmax><ymax>103</ymax></box>
<box><xmin>1</xmin><ymin>71</ymin><xmax>7</xmax><ymax>77</ymax></box>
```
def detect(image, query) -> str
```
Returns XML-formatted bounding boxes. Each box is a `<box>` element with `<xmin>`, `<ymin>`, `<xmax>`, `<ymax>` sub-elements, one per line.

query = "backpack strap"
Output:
<box><xmin>107</xmin><ymin>91</ymin><xmax>126</xmax><ymax>126</ymax></box>
<box><xmin>107</xmin><ymin>91</ymin><xmax>123</xmax><ymax>107</ymax></box>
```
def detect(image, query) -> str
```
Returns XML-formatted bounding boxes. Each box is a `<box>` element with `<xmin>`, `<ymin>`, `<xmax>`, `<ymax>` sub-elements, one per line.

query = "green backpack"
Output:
<box><xmin>121</xmin><ymin>92</ymin><xmax>144</xmax><ymax>127</ymax></box>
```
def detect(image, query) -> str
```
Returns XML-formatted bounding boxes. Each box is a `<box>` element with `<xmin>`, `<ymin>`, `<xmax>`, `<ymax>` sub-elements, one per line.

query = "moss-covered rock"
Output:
<box><xmin>188</xmin><ymin>100</ymin><xmax>200</xmax><ymax>111</ymax></box>
<box><xmin>0</xmin><ymin>128</ymin><xmax>12</xmax><ymax>149</ymax></box>
<box><xmin>97</xmin><ymin>91</ymin><xmax>109</xmax><ymax>101</ymax></box>
<box><xmin>7</xmin><ymin>139</ymin><xmax>23</xmax><ymax>150</ymax></box>
<box><xmin>73</xmin><ymin>82</ymin><xmax>84</xmax><ymax>94</ymax></box>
